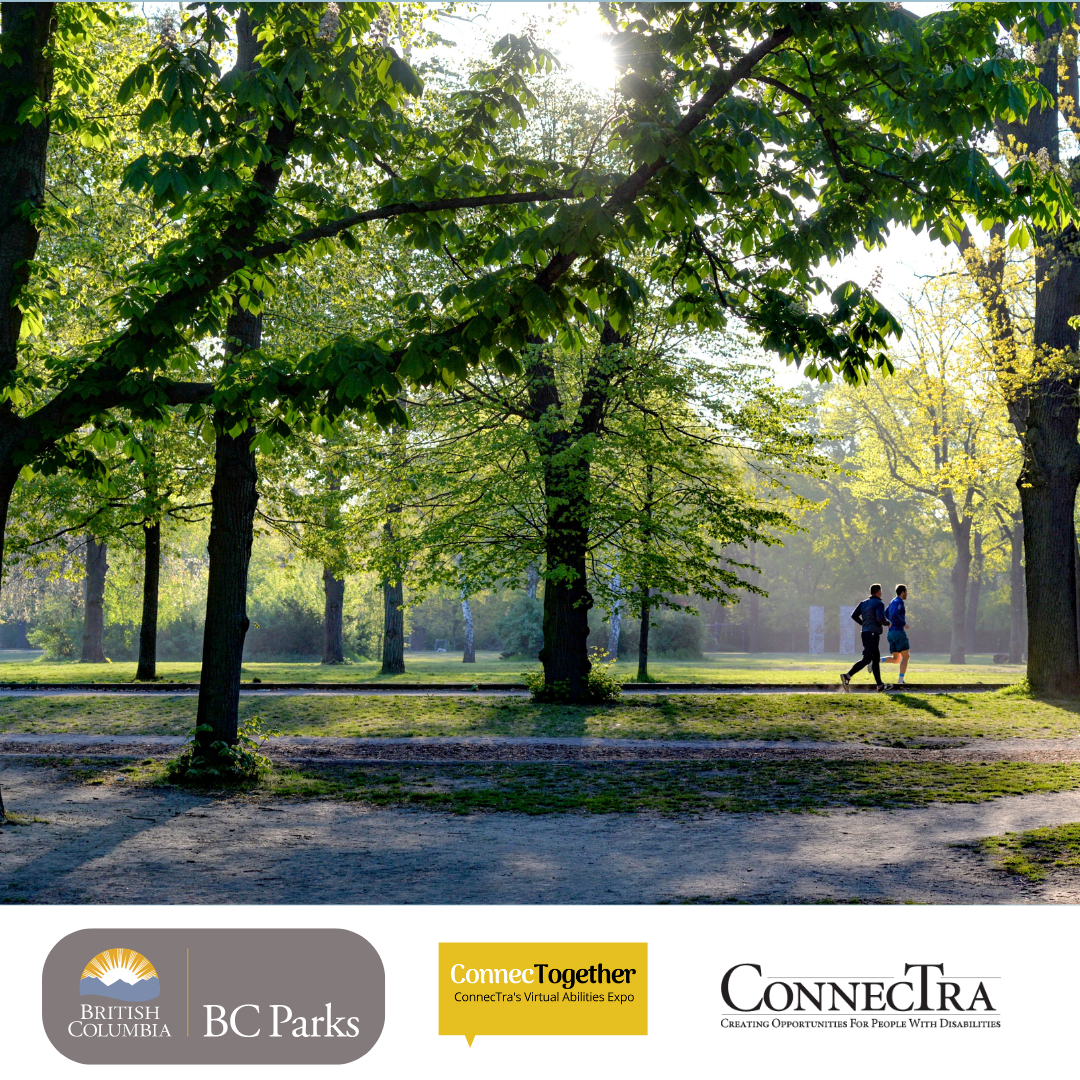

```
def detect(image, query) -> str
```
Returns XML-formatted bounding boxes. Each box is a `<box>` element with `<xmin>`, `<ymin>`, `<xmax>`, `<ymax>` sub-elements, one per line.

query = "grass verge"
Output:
<box><xmin>2</xmin><ymin>691</ymin><xmax>1078</xmax><ymax>741</ymax></box>
<box><xmin>0</xmin><ymin>653</ymin><xmax>1027</xmax><ymax>685</ymax></box>
<box><xmin>979</xmin><ymin>823</ymin><xmax>1080</xmax><ymax>882</ymax></box>
<box><xmin>53</xmin><ymin>757</ymin><xmax>1080</xmax><ymax>815</ymax></box>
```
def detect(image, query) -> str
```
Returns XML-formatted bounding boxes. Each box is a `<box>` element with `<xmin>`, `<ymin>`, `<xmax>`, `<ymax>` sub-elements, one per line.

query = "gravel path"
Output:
<box><xmin>6</xmin><ymin>733</ymin><xmax>1080</xmax><ymax>763</ymax></box>
<box><xmin>2</xmin><ymin>762</ymin><xmax>1079</xmax><ymax>904</ymax></box>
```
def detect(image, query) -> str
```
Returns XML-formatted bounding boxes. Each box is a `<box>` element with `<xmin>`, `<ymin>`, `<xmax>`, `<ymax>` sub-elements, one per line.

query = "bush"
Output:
<box><xmin>165</xmin><ymin>716</ymin><xmax>279</xmax><ymax>786</ymax></box>
<box><xmin>496</xmin><ymin>595</ymin><xmax>544</xmax><ymax>658</ymax></box>
<box><xmin>244</xmin><ymin>597</ymin><xmax>323</xmax><ymax>660</ymax></box>
<box><xmin>620</xmin><ymin>609</ymin><xmax>704</xmax><ymax>660</ymax></box>
<box><xmin>26</xmin><ymin>604</ymin><xmax>81</xmax><ymax>660</ymax></box>
<box><xmin>523</xmin><ymin>659</ymin><xmax>621</xmax><ymax>703</ymax></box>
<box><xmin>157</xmin><ymin>614</ymin><xmax>206</xmax><ymax>661</ymax></box>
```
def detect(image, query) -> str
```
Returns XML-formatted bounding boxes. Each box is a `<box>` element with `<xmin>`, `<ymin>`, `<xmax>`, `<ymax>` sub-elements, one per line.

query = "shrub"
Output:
<box><xmin>165</xmin><ymin>716</ymin><xmax>280</xmax><ymax>786</ymax></box>
<box><xmin>243</xmin><ymin>597</ymin><xmax>323</xmax><ymax>660</ymax></box>
<box><xmin>26</xmin><ymin>604</ymin><xmax>81</xmax><ymax>660</ymax></box>
<box><xmin>523</xmin><ymin>659</ymin><xmax>621</xmax><ymax>703</ymax></box>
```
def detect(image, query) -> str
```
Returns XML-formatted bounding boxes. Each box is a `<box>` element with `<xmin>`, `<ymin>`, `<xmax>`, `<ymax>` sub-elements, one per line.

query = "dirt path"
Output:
<box><xmin>2</xmin><ymin>763</ymin><xmax>1078</xmax><ymax>905</ymax></box>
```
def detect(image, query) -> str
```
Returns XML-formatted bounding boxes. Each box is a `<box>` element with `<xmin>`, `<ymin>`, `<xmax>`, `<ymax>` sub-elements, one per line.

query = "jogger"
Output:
<box><xmin>841</xmin><ymin>584</ymin><xmax>889</xmax><ymax>692</ymax></box>
<box><xmin>885</xmin><ymin>584</ymin><xmax>911</xmax><ymax>685</ymax></box>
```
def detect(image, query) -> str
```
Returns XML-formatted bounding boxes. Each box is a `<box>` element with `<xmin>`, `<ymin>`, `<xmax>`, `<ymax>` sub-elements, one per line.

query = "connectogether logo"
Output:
<box><xmin>719</xmin><ymin>963</ymin><xmax>1000</xmax><ymax>1031</ymax></box>
<box><xmin>80</xmin><ymin>949</ymin><xmax>161</xmax><ymax>1003</ymax></box>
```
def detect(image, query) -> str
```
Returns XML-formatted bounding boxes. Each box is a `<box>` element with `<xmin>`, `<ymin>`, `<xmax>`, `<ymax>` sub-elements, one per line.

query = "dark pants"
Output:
<box><xmin>847</xmin><ymin>631</ymin><xmax>882</xmax><ymax>685</ymax></box>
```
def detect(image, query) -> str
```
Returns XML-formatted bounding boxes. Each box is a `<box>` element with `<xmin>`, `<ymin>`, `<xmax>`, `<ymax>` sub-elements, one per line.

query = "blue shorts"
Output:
<box><xmin>887</xmin><ymin>630</ymin><xmax>910</xmax><ymax>653</ymax></box>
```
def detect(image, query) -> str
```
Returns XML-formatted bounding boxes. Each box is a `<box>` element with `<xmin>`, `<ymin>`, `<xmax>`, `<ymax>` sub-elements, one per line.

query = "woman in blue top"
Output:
<box><xmin>885</xmin><ymin>584</ymin><xmax>910</xmax><ymax>686</ymax></box>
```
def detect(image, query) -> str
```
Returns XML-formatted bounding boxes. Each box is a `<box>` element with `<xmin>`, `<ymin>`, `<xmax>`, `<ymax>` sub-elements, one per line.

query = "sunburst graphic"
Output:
<box><xmin>79</xmin><ymin>949</ymin><xmax>160</xmax><ymax>1002</ymax></box>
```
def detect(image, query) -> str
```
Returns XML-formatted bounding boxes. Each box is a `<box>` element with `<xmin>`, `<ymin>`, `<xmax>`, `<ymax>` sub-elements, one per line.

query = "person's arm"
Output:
<box><xmin>850</xmin><ymin>603</ymin><xmax>863</xmax><ymax>625</ymax></box>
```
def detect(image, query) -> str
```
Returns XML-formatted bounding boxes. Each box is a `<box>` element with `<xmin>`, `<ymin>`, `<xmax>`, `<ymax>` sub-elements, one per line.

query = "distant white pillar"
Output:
<box><xmin>809</xmin><ymin>606</ymin><xmax>824</xmax><ymax>654</ymax></box>
<box><xmin>840</xmin><ymin>605</ymin><xmax>857</xmax><ymax>655</ymax></box>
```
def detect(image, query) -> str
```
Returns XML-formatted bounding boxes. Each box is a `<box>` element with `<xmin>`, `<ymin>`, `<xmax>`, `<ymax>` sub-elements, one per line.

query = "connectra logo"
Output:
<box><xmin>439</xmin><ymin>943</ymin><xmax>648</xmax><ymax>1045</ymax></box>
<box><xmin>719</xmin><ymin>963</ymin><xmax>1001</xmax><ymax>1030</ymax></box>
<box><xmin>43</xmin><ymin>929</ymin><xmax>384</xmax><ymax>1064</ymax></box>
<box><xmin>80</xmin><ymin>949</ymin><xmax>160</xmax><ymax>1003</ymax></box>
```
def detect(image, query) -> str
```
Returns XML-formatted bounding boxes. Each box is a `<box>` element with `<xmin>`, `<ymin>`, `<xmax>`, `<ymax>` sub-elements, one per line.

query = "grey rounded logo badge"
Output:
<box><xmin>43</xmin><ymin>929</ymin><xmax>384</xmax><ymax>1064</ymax></box>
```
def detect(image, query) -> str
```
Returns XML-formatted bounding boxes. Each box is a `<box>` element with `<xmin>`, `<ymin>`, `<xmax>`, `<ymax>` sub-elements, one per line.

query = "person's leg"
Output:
<box><xmin>847</xmin><ymin>632</ymin><xmax>873</xmax><ymax>677</ymax></box>
<box><xmin>870</xmin><ymin>636</ymin><xmax>882</xmax><ymax>685</ymax></box>
<box><xmin>899</xmin><ymin>649</ymin><xmax>909</xmax><ymax>675</ymax></box>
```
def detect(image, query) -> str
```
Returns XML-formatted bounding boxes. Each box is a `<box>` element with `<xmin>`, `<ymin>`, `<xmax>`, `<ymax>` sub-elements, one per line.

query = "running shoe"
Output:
<box><xmin>840</xmin><ymin>673</ymin><xmax>851</xmax><ymax>692</ymax></box>
<box><xmin>876</xmin><ymin>684</ymin><xmax>888</xmax><ymax>692</ymax></box>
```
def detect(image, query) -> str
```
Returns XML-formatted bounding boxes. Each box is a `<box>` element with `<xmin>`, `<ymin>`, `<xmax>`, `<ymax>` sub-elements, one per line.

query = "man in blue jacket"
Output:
<box><xmin>840</xmin><ymin>584</ymin><xmax>889</xmax><ymax>692</ymax></box>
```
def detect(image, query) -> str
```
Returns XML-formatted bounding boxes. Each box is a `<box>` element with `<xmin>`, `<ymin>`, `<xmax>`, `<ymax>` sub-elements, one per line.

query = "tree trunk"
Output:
<box><xmin>526</xmin><ymin>563</ymin><xmax>540</xmax><ymax>599</ymax></box>
<box><xmin>195</xmin><ymin>308</ymin><xmax>261</xmax><ymax>753</ymax></box>
<box><xmin>381</xmin><ymin>575</ymin><xmax>405</xmax><ymax>674</ymax></box>
<box><xmin>948</xmin><ymin>516</ymin><xmax>972</xmax><ymax>665</ymax></box>
<box><xmin>0</xmin><ymin>4</ymin><xmax>54</xmax><ymax>389</ymax></box>
<box><xmin>636</xmin><ymin>588</ymin><xmax>650</xmax><ymax>682</ymax></box>
<box><xmin>747</xmin><ymin>542</ymin><xmax>761</xmax><ymax>652</ymax></box>
<box><xmin>461</xmin><ymin>593</ymin><xmax>476</xmax><ymax>663</ymax></box>
<box><xmin>321</xmin><ymin>566</ymin><xmax>345</xmax><ymax>664</ymax></box>
<box><xmin>607</xmin><ymin>573</ymin><xmax>622</xmax><ymax>659</ymax></box>
<box><xmin>965</xmin><ymin>531</ymin><xmax>983</xmax><ymax>655</ymax></box>
<box><xmin>80</xmin><ymin>535</ymin><xmax>107</xmax><ymax>663</ymax></box>
<box><xmin>1020</xmin><ymin>395</ymin><xmax>1080</xmax><ymax>695</ymax></box>
<box><xmin>14</xmin><ymin>619</ymin><xmax>27</xmax><ymax>649</ymax></box>
<box><xmin>537</xmin><ymin>474</ymin><xmax>592</xmax><ymax>698</ymax></box>
<box><xmin>1009</xmin><ymin>513</ymin><xmax>1025</xmax><ymax>664</ymax></box>
<box><xmin>135</xmin><ymin>521</ymin><xmax>160</xmax><ymax>680</ymax></box>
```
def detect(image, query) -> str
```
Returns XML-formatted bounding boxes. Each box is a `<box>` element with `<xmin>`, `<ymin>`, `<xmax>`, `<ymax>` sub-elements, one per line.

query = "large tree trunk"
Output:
<box><xmin>1009</xmin><ymin>513</ymin><xmax>1025</xmax><ymax>664</ymax></box>
<box><xmin>537</xmin><ymin>473</ymin><xmax>592</xmax><ymax>698</ymax></box>
<box><xmin>135</xmin><ymin>521</ymin><xmax>160</xmax><ymax>680</ymax></box>
<box><xmin>195</xmin><ymin>308</ymin><xmax>261</xmax><ymax>753</ymax></box>
<box><xmin>321</xmin><ymin>566</ymin><xmax>345</xmax><ymax>664</ymax></box>
<box><xmin>461</xmin><ymin>593</ymin><xmax>476</xmax><ymax>663</ymax></box>
<box><xmin>965</xmin><ymin>531</ymin><xmax>983</xmax><ymax>655</ymax></box>
<box><xmin>380</xmin><ymin>575</ymin><xmax>405</xmax><ymax>674</ymax></box>
<box><xmin>0</xmin><ymin>6</ymin><xmax>53</xmax><ymax>607</ymax></box>
<box><xmin>1020</xmin><ymin>385</ymin><xmax>1080</xmax><ymax>694</ymax></box>
<box><xmin>959</xmin><ymin>33</ymin><xmax>1080</xmax><ymax>694</ymax></box>
<box><xmin>80</xmin><ymin>536</ymin><xmax>107</xmax><ymax>663</ymax></box>
<box><xmin>636</xmin><ymin>588</ymin><xmax>650</xmax><ymax>682</ymax></box>
<box><xmin>0</xmin><ymin>4</ymin><xmax>54</xmax><ymax>389</ymax></box>
<box><xmin>948</xmin><ymin>514</ymin><xmax>972</xmax><ymax>665</ymax></box>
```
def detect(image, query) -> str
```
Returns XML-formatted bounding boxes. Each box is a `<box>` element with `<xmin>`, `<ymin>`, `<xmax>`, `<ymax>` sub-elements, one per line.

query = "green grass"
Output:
<box><xmin>63</xmin><ymin>757</ymin><xmax>1080</xmax><ymax>814</ymax></box>
<box><xmin>979</xmin><ymin>823</ymin><xmax>1080</xmax><ymax>882</ymax></box>
<box><xmin>0</xmin><ymin>651</ymin><xmax>1025</xmax><ymax>685</ymax></box>
<box><xmin>0</xmin><ymin>686</ymin><xmax>1076</xmax><ymax>741</ymax></box>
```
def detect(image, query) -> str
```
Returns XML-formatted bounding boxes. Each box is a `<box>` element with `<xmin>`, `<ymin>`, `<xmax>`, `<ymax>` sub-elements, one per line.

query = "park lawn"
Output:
<box><xmin>0</xmin><ymin>687</ymin><xmax>1076</xmax><ymax>741</ymax></box>
<box><xmin>63</xmin><ymin>757</ymin><xmax>1080</xmax><ymax>814</ymax></box>
<box><xmin>0</xmin><ymin>651</ymin><xmax>1025</xmax><ymax>685</ymax></box>
<box><xmin>979</xmin><ymin>823</ymin><xmax>1080</xmax><ymax>882</ymax></box>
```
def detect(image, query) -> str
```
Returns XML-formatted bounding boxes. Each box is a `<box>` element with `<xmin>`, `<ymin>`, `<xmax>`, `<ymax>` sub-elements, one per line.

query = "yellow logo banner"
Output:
<box><xmin>439</xmin><ymin>942</ymin><xmax>647</xmax><ymax>1045</ymax></box>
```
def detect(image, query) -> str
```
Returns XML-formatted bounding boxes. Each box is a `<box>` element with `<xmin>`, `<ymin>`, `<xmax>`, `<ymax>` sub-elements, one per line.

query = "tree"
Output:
<box><xmin>957</xmin><ymin>14</ymin><xmax>1080</xmax><ymax>692</ymax></box>
<box><xmin>823</xmin><ymin>277</ymin><xmax>1021</xmax><ymax>663</ymax></box>
<box><xmin>1</xmin><ymin>3</ymin><xmax>1064</xmax><ymax>725</ymax></box>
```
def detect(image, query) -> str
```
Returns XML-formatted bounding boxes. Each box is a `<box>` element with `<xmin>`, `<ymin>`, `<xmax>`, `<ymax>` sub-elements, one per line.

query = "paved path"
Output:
<box><xmin>1</xmin><ymin>763</ymin><xmax>1078</xmax><ymax>904</ymax></box>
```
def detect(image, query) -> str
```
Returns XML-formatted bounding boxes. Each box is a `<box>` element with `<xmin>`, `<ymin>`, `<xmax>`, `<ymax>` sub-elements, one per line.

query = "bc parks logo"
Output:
<box><xmin>43</xmin><ymin>929</ymin><xmax>384</xmax><ymax>1064</ymax></box>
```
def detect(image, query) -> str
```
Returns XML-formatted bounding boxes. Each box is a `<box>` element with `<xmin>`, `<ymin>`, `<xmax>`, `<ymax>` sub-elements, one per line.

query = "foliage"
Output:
<box><xmin>165</xmin><ymin>716</ymin><xmax>280</xmax><ymax>786</ymax></box>
<box><xmin>523</xmin><ymin>658</ymin><xmax>621</xmax><ymax>703</ymax></box>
